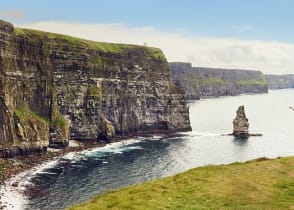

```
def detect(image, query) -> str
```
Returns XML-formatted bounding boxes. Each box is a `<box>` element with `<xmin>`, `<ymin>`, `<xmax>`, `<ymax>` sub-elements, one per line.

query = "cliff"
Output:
<box><xmin>169</xmin><ymin>62</ymin><xmax>268</xmax><ymax>99</ymax></box>
<box><xmin>265</xmin><ymin>74</ymin><xmax>294</xmax><ymax>89</ymax></box>
<box><xmin>0</xmin><ymin>20</ymin><xmax>191</xmax><ymax>157</ymax></box>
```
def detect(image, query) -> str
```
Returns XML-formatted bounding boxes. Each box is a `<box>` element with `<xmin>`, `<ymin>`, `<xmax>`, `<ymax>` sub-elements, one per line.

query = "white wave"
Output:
<box><xmin>196</xmin><ymin>132</ymin><xmax>223</xmax><ymax>137</ymax></box>
<box><xmin>150</xmin><ymin>135</ymin><xmax>163</xmax><ymax>140</ymax></box>
<box><xmin>31</xmin><ymin>159</ymin><xmax>59</xmax><ymax>176</ymax></box>
<box><xmin>0</xmin><ymin>155</ymin><xmax>62</xmax><ymax>209</ymax></box>
<box><xmin>125</xmin><ymin>146</ymin><xmax>143</xmax><ymax>150</ymax></box>
<box><xmin>0</xmin><ymin>164</ymin><xmax>37</xmax><ymax>209</ymax></box>
<box><xmin>34</xmin><ymin>171</ymin><xmax>58</xmax><ymax>175</ymax></box>
<box><xmin>0</xmin><ymin>184</ymin><xmax>26</xmax><ymax>210</ymax></box>
<box><xmin>80</xmin><ymin>138</ymin><xmax>144</xmax><ymax>157</ymax></box>
<box><xmin>0</xmin><ymin>137</ymin><xmax>148</xmax><ymax>209</ymax></box>
<box><xmin>179</xmin><ymin>131</ymin><xmax>224</xmax><ymax>137</ymax></box>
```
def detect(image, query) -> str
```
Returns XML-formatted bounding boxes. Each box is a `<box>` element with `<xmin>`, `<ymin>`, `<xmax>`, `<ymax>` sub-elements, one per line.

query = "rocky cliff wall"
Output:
<box><xmin>169</xmin><ymin>62</ymin><xmax>268</xmax><ymax>99</ymax></box>
<box><xmin>265</xmin><ymin>74</ymin><xmax>294</xmax><ymax>89</ymax></box>
<box><xmin>0</xmin><ymin>20</ymin><xmax>191</xmax><ymax>157</ymax></box>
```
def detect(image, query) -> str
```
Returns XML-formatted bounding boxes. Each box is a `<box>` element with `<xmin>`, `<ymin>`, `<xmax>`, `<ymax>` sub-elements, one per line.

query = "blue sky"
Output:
<box><xmin>1</xmin><ymin>0</ymin><xmax>294</xmax><ymax>74</ymax></box>
<box><xmin>1</xmin><ymin>0</ymin><xmax>294</xmax><ymax>42</ymax></box>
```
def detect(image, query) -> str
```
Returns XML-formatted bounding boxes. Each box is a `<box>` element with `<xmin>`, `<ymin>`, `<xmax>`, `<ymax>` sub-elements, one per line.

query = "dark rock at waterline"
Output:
<box><xmin>0</xmin><ymin>146</ymin><xmax>47</xmax><ymax>158</ymax></box>
<box><xmin>11</xmin><ymin>181</ymin><xmax>19</xmax><ymax>187</ymax></box>
<box><xmin>233</xmin><ymin>105</ymin><xmax>249</xmax><ymax>138</ymax></box>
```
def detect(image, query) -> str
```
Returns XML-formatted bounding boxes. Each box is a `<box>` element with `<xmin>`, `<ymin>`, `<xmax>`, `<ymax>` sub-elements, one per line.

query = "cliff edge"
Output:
<box><xmin>0</xmin><ymin>20</ymin><xmax>191</xmax><ymax>157</ymax></box>
<box><xmin>265</xmin><ymin>74</ymin><xmax>294</xmax><ymax>89</ymax></box>
<box><xmin>169</xmin><ymin>62</ymin><xmax>268</xmax><ymax>99</ymax></box>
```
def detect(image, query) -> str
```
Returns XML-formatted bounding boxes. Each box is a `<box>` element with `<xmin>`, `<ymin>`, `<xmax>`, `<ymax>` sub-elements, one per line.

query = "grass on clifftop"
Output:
<box><xmin>14</xmin><ymin>28</ymin><xmax>165</xmax><ymax>61</ymax></box>
<box><xmin>69</xmin><ymin>156</ymin><xmax>294</xmax><ymax>210</ymax></box>
<box><xmin>236</xmin><ymin>79</ymin><xmax>268</xmax><ymax>86</ymax></box>
<box><xmin>15</xmin><ymin>28</ymin><xmax>130</xmax><ymax>53</ymax></box>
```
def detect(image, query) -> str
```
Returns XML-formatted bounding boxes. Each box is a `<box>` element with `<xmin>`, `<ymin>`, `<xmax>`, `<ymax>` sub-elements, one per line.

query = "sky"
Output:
<box><xmin>1</xmin><ymin>0</ymin><xmax>294</xmax><ymax>74</ymax></box>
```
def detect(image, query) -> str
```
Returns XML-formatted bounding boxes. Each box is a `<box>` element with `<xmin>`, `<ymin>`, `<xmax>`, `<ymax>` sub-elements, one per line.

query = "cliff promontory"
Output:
<box><xmin>0</xmin><ymin>20</ymin><xmax>191</xmax><ymax>157</ymax></box>
<box><xmin>169</xmin><ymin>62</ymin><xmax>268</xmax><ymax>99</ymax></box>
<box><xmin>265</xmin><ymin>74</ymin><xmax>294</xmax><ymax>89</ymax></box>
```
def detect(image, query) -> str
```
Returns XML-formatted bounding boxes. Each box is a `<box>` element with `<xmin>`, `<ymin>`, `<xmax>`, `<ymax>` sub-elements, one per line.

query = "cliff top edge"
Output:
<box><xmin>0</xmin><ymin>19</ymin><xmax>165</xmax><ymax>60</ymax></box>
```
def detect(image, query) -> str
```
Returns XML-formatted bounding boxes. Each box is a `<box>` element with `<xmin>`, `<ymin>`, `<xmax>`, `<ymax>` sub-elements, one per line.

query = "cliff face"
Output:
<box><xmin>169</xmin><ymin>62</ymin><xmax>268</xmax><ymax>99</ymax></box>
<box><xmin>169</xmin><ymin>63</ymin><xmax>201</xmax><ymax>99</ymax></box>
<box><xmin>0</xmin><ymin>20</ymin><xmax>191</xmax><ymax>157</ymax></box>
<box><xmin>265</xmin><ymin>74</ymin><xmax>294</xmax><ymax>89</ymax></box>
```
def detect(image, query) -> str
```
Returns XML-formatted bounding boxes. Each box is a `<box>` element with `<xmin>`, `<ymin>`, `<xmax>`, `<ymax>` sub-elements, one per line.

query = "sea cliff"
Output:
<box><xmin>169</xmin><ymin>62</ymin><xmax>268</xmax><ymax>99</ymax></box>
<box><xmin>265</xmin><ymin>74</ymin><xmax>294</xmax><ymax>89</ymax></box>
<box><xmin>0</xmin><ymin>20</ymin><xmax>191</xmax><ymax>157</ymax></box>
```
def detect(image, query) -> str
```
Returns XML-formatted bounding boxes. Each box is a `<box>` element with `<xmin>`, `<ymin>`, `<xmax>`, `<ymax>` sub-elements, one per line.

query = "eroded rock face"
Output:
<box><xmin>0</xmin><ymin>20</ymin><xmax>191</xmax><ymax>156</ymax></box>
<box><xmin>233</xmin><ymin>105</ymin><xmax>249</xmax><ymax>138</ymax></box>
<box><xmin>265</xmin><ymin>74</ymin><xmax>294</xmax><ymax>89</ymax></box>
<box><xmin>98</xmin><ymin>115</ymin><xmax>115</xmax><ymax>141</ymax></box>
<box><xmin>169</xmin><ymin>62</ymin><xmax>268</xmax><ymax>99</ymax></box>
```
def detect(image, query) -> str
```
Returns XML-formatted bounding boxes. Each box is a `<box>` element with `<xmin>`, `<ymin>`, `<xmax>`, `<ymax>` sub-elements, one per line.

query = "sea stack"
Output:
<box><xmin>233</xmin><ymin>105</ymin><xmax>249</xmax><ymax>138</ymax></box>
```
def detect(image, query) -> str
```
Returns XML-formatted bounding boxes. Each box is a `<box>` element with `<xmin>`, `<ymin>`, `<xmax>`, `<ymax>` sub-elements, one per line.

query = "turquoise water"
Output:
<box><xmin>3</xmin><ymin>89</ymin><xmax>294</xmax><ymax>210</ymax></box>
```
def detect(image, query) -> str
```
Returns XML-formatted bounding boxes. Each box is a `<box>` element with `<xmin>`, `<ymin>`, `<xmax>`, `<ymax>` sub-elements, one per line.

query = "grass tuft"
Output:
<box><xmin>14</xmin><ymin>108</ymin><xmax>50</xmax><ymax>124</ymax></box>
<box><xmin>52</xmin><ymin>112</ymin><xmax>66</xmax><ymax>128</ymax></box>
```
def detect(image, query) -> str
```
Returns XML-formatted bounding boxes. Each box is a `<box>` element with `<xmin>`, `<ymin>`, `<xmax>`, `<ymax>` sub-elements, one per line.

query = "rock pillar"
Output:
<box><xmin>233</xmin><ymin>105</ymin><xmax>249</xmax><ymax>138</ymax></box>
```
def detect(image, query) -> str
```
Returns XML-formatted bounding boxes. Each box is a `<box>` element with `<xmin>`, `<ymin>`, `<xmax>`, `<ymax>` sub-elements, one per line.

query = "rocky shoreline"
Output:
<box><xmin>0</xmin><ymin>142</ymin><xmax>98</xmax><ymax>182</ymax></box>
<box><xmin>0</xmin><ymin>132</ymin><xmax>184</xmax><ymax>209</ymax></box>
<box><xmin>0</xmin><ymin>140</ymin><xmax>106</xmax><ymax>209</ymax></box>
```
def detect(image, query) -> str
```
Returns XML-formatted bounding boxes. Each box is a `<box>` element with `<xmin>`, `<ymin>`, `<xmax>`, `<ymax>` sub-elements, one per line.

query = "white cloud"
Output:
<box><xmin>16</xmin><ymin>21</ymin><xmax>294</xmax><ymax>74</ymax></box>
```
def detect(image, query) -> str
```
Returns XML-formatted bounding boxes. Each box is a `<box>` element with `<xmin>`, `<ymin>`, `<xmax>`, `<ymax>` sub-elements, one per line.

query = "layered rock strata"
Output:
<box><xmin>233</xmin><ymin>106</ymin><xmax>249</xmax><ymax>138</ymax></box>
<box><xmin>265</xmin><ymin>74</ymin><xmax>294</xmax><ymax>89</ymax></box>
<box><xmin>0</xmin><ymin>20</ymin><xmax>191</xmax><ymax>157</ymax></box>
<box><xmin>169</xmin><ymin>62</ymin><xmax>268</xmax><ymax>99</ymax></box>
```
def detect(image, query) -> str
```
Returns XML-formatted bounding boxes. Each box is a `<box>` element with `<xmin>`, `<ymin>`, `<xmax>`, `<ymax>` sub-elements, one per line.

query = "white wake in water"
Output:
<box><xmin>0</xmin><ymin>136</ymin><xmax>162</xmax><ymax>209</ymax></box>
<box><xmin>0</xmin><ymin>159</ymin><xmax>60</xmax><ymax>210</ymax></box>
<box><xmin>179</xmin><ymin>131</ymin><xmax>225</xmax><ymax>138</ymax></box>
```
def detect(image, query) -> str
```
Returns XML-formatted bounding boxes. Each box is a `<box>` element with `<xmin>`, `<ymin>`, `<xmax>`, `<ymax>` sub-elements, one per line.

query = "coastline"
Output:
<box><xmin>0</xmin><ymin>140</ymin><xmax>106</xmax><ymax>210</ymax></box>
<box><xmin>0</xmin><ymin>141</ymin><xmax>104</xmax><ymax>183</ymax></box>
<box><xmin>69</xmin><ymin>156</ymin><xmax>294</xmax><ymax>210</ymax></box>
<box><xmin>0</xmin><ymin>131</ymin><xmax>187</xmax><ymax>209</ymax></box>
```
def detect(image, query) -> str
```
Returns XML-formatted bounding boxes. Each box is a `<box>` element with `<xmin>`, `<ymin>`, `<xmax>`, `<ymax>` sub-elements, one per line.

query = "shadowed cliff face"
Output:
<box><xmin>169</xmin><ymin>62</ymin><xmax>268</xmax><ymax>99</ymax></box>
<box><xmin>0</xmin><ymin>20</ymin><xmax>191</xmax><ymax>156</ymax></box>
<box><xmin>265</xmin><ymin>74</ymin><xmax>294</xmax><ymax>89</ymax></box>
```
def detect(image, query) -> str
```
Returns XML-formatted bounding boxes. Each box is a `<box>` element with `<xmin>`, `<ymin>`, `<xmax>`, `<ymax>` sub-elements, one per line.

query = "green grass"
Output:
<box><xmin>68</xmin><ymin>156</ymin><xmax>294</xmax><ymax>210</ymax></box>
<box><xmin>15</xmin><ymin>28</ymin><xmax>128</xmax><ymax>53</ymax></box>
<box><xmin>88</xmin><ymin>86</ymin><xmax>103</xmax><ymax>104</ymax></box>
<box><xmin>52</xmin><ymin>112</ymin><xmax>67</xmax><ymax>128</ymax></box>
<box><xmin>145</xmin><ymin>47</ymin><xmax>166</xmax><ymax>61</ymax></box>
<box><xmin>14</xmin><ymin>108</ymin><xmax>50</xmax><ymax>124</ymax></box>
<box><xmin>14</xmin><ymin>107</ymin><xmax>66</xmax><ymax>128</ymax></box>
<box><xmin>14</xmin><ymin>28</ymin><xmax>166</xmax><ymax>61</ymax></box>
<box><xmin>88</xmin><ymin>86</ymin><xmax>102</xmax><ymax>97</ymax></box>
<box><xmin>236</xmin><ymin>79</ymin><xmax>267</xmax><ymax>86</ymax></box>
<box><xmin>13</xmin><ymin>108</ymin><xmax>25</xmax><ymax>119</ymax></box>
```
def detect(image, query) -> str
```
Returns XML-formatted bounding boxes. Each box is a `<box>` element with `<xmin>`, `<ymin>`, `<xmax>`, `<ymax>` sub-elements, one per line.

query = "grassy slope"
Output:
<box><xmin>14</xmin><ymin>28</ymin><xmax>166</xmax><ymax>61</ymax></box>
<box><xmin>69</xmin><ymin>157</ymin><xmax>294</xmax><ymax>210</ymax></box>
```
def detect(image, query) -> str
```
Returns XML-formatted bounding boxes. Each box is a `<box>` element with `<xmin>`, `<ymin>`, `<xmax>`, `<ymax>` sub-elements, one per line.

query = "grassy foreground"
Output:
<box><xmin>68</xmin><ymin>156</ymin><xmax>294</xmax><ymax>210</ymax></box>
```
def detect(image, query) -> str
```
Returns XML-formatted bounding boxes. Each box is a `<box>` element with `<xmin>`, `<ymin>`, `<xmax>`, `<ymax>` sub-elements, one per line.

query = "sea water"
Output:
<box><xmin>2</xmin><ymin>89</ymin><xmax>294</xmax><ymax>209</ymax></box>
